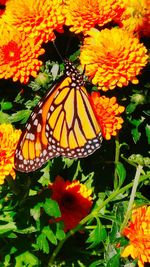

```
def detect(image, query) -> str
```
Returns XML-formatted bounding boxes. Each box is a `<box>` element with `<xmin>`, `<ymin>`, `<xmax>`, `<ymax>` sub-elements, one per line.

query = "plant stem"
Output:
<box><xmin>114</xmin><ymin>135</ymin><xmax>120</xmax><ymax>189</ymax></box>
<box><xmin>120</xmin><ymin>164</ymin><xmax>143</xmax><ymax>232</ymax></box>
<box><xmin>47</xmin><ymin>173</ymin><xmax>149</xmax><ymax>266</ymax></box>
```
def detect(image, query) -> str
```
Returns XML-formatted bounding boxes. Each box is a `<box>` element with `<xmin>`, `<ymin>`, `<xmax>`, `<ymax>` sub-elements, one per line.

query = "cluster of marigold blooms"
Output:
<box><xmin>0</xmin><ymin>1</ymin><xmax>150</xmax><ymax>266</ymax></box>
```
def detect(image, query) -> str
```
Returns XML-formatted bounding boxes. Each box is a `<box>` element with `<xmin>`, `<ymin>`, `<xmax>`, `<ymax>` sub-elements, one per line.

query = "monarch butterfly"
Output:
<box><xmin>15</xmin><ymin>60</ymin><xmax>102</xmax><ymax>172</ymax></box>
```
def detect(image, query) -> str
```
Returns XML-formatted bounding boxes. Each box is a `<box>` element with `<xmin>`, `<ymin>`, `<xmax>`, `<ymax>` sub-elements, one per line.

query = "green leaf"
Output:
<box><xmin>10</xmin><ymin>110</ymin><xmax>31</xmax><ymax>123</ymax></box>
<box><xmin>131</xmin><ymin>128</ymin><xmax>141</xmax><ymax>143</ymax></box>
<box><xmin>86</xmin><ymin>219</ymin><xmax>107</xmax><ymax>248</ymax></box>
<box><xmin>89</xmin><ymin>260</ymin><xmax>104</xmax><ymax>267</ymax></box>
<box><xmin>15</xmin><ymin>251</ymin><xmax>39</xmax><ymax>267</ymax></box>
<box><xmin>0</xmin><ymin>111</ymin><xmax>11</xmax><ymax>123</ymax></box>
<box><xmin>0</xmin><ymin>222</ymin><xmax>16</xmax><ymax>235</ymax></box>
<box><xmin>106</xmin><ymin>253</ymin><xmax>120</xmax><ymax>267</ymax></box>
<box><xmin>36</xmin><ymin>232</ymin><xmax>49</xmax><ymax>254</ymax></box>
<box><xmin>0</xmin><ymin>101</ymin><xmax>13</xmax><ymax>110</ymax></box>
<box><xmin>38</xmin><ymin>164</ymin><xmax>51</xmax><ymax>186</ymax></box>
<box><xmin>30</xmin><ymin>203</ymin><xmax>42</xmax><ymax>221</ymax></box>
<box><xmin>43</xmin><ymin>225</ymin><xmax>57</xmax><ymax>245</ymax></box>
<box><xmin>116</xmin><ymin>162</ymin><xmax>126</xmax><ymax>187</ymax></box>
<box><xmin>126</xmin><ymin>103</ymin><xmax>137</xmax><ymax>114</ymax></box>
<box><xmin>145</xmin><ymin>124</ymin><xmax>150</xmax><ymax>144</ymax></box>
<box><xmin>15</xmin><ymin>226</ymin><xmax>36</xmax><ymax>234</ymax></box>
<box><xmin>43</xmin><ymin>198</ymin><xmax>61</xmax><ymax>218</ymax></box>
<box><xmin>56</xmin><ymin>222</ymin><xmax>66</xmax><ymax>241</ymax></box>
<box><xmin>62</xmin><ymin>157</ymin><xmax>77</xmax><ymax>168</ymax></box>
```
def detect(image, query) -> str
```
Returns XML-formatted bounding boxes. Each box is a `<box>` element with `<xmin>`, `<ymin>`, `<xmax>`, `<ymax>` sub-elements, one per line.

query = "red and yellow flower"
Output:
<box><xmin>80</xmin><ymin>28</ymin><xmax>148</xmax><ymax>91</ymax></box>
<box><xmin>6</xmin><ymin>0</ymin><xmax>65</xmax><ymax>43</ymax></box>
<box><xmin>0</xmin><ymin>124</ymin><xmax>21</xmax><ymax>185</ymax></box>
<box><xmin>49</xmin><ymin>176</ymin><xmax>93</xmax><ymax>232</ymax></box>
<box><xmin>90</xmin><ymin>92</ymin><xmax>125</xmax><ymax>140</ymax></box>
<box><xmin>64</xmin><ymin>0</ymin><xmax>125</xmax><ymax>34</ymax></box>
<box><xmin>118</xmin><ymin>0</ymin><xmax>150</xmax><ymax>37</ymax></box>
<box><xmin>0</xmin><ymin>32</ymin><xmax>45</xmax><ymax>83</ymax></box>
<box><xmin>122</xmin><ymin>205</ymin><xmax>150</xmax><ymax>267</ymax></box>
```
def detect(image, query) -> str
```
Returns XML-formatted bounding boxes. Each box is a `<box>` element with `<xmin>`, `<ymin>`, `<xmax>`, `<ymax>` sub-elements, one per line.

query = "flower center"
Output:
<box><xmin>61</xmin><ymin>192</ymin><xmax>76</xmax><ymax>209</ymax></box>
<box><xmin>2</xmin><ymin>41</ymin><xmax>21</xmax><ymax>63</ymax></box>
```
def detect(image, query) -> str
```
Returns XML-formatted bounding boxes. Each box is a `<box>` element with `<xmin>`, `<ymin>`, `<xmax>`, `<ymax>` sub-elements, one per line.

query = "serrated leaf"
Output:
<box><xmin>56</xmin><ymin>223</ymin><xmax>66</xmax><ymax>241</ymax></box>
<box><xmin>126</xmin><ymin>103</ymin><xmax>137</xmax><ymax>114</ymax></box>
<box><xmin>86</xmin><ymin>219</ymin><xmax>107</xmax><ymax>248</ymax></box>
<box><xmin>38</xmin><ymin>164</ymin><xmax>51</xmax><ymax>186</ymax></box>
<box><xmin>62</xmin><ymin>157</ymin><xmax>77</xmax><ymax>168</ymax></box>
<box><xmin>145</xmin><ymin>124</ymin><xmax>150</xmax><ymax>144</ymax></box>
<box><xmin>43</xmin><ymin>226</ymin><xmax>57</xmax><ymax>245</ymax></box>
<box><xmin>15</xmin><ymin>226</ymin><xmax>36</xmax><ymax>234</ymax></box>
<box><xmin>131</xmin><ymin>128</ymin><xmax>141</xmax><ymax>143</ymax></box>
<box><xmin>36</xmin><ymin>233</ymin><xmax>49</xmax><ymax>254</ymax></box>
<box><xmin>30</xmin><ymin>203</ymin><xmax>42</xmax><ymax>221</ymax></box>
<box><xmin>10</xmin><ymin>110</ymin><xmax>31</xmax><ymax>123</ymax></box>
<box><xmin>106</xmin><ymin>253</ymin><xmax>120</xmax><ymax>267</ymax></box>
<box><xmin>130</xmin><ymin>118</ymin><xmax>144</xmax><ymax>127</ymax></box>
<box><xmin>43</xmin><ymin>198</ymin><xmax>61</xmax><ymax>218</ymax></box>
<box><xmin>0</xmin><ymin>222</ymin><xmax>16</xmax><ymax>235</ymax></box>
<box><xmin>0</xmin><ymin>111</ymin><xmax>11</xmax><ymax>123</ymax></box>
<box><xmin>15</xmin><ymin>251</ymin><xmax>39</xmax><ymax>267</ymax></box>
<box><xmin>116</xmin><ymin>162</ymin><xmax>126</xmax><ymax>188</ymax></box>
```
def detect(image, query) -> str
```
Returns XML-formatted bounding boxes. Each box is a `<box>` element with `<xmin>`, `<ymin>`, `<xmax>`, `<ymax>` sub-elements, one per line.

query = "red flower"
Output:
<box><xmin>49</xmin><ymin>176</ymin><xmax>93</xmax><ymax>232</ymax></box>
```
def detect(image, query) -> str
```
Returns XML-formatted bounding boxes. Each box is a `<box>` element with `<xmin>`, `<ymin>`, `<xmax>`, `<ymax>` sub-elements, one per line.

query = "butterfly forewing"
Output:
<box><xmin>15</xmin><ymin>60</ymin><xmax>102</xmax><ymax>172</ymax></box>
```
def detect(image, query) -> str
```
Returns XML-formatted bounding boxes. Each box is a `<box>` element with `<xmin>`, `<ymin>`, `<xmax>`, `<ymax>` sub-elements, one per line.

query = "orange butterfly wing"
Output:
<box><xmin>15</xmin><ymin>60</ymin><xmax>102</xmax><ymax>172</ymax></box>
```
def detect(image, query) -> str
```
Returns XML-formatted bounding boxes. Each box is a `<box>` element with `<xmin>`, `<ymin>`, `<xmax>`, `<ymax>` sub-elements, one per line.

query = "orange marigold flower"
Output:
<box><xmin>49</xmin><ymin>176</ymin><xmax>93</xmax><ymax>232</ymax></box>
<box><xmin>0</xmin><ymin>124</ymin><xmax>21</xmax><ymax>185</ymax></box>
<box><xmin>80</xmin><ymin>28</ymin><xmax>148</xmax><ymax>91</ymax></box>
<box><xmin>0</xmin><ymin>32</ymin><xmax>45</xmax><ymax>83</ymax></box>
<box><xmin>90</xmin><ymin>92</ymin><xmax>125</xmax><ymax>140</ymax></box>
<box><xmin>6</xmin><ymin>0</ymin><xmax>65</xmax><ymax>43</ymax></box>
<box><xmin>64</xmin><ymin>0</ymin><xmax>125</xmax><ymax>34</ymax></box>
<box><xmin>122</xmin><ymin>206</ymin><xmax>150</xmax><ymax>267</ymax></box>
<box><xmin>118</xmin><ymin>0</ymin><xmax>150</xmax><ymax>37</ymax></box>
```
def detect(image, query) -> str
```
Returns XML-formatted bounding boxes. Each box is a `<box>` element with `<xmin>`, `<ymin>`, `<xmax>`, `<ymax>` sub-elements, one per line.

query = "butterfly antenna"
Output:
<box><xmin>53</xmin><ymin>41</ymin><xmax>64</xmax><ymax>62</ymax></box>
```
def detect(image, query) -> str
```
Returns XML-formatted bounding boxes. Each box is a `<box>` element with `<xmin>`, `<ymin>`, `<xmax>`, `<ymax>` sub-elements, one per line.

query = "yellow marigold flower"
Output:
<box><xmin>49</xmin><ymin>176</ymin><xmax>93</xmax><ymax>232</ymax></box>
<box><xmin>0</xmin><ymin>32</ymin><xmax>45</xmax><ymax>83</ymax></box>
<box><xmin>118</xmin><ymin>0</ymin><xmax>150</xmax><ymax>37</ymax></box>
<box><xmin>80</xmin><ymin>28</ymin><xmax>148</xmax><ymax>91</ymax></box>
<box><xmin>90</xmin><ymin>92</ymin><xmax>125</xmax><ymax>140</ymax></box>
<box><xmin>64</xmin><ymin>0</ymin><xmax>125</xmax><ymax>34</ymax></box>
<box><xmin>0</xmin><ymin>124</ymin><xmax>21</xmax><ymax>185</ymax></box>
<box><xmin>6</xmin><ymin>0</ymin><xmax>65</xmax><ymax>43</ymax></box>
<box><xmin>0</xmin><ymin>7</ymin><xmax>16</xmax><ymax>45</ymax></box>
<box><xmin>122</xmin><ymin>206</ymin><xmax>150</xmax><ymax>267</ymax></box>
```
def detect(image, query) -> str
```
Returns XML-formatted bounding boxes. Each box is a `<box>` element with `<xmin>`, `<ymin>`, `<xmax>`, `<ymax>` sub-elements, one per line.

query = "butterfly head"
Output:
<box><xmin>64</xmin><ymin>59</ymin><xmax>85</xmax><ymax>87</ymax></box>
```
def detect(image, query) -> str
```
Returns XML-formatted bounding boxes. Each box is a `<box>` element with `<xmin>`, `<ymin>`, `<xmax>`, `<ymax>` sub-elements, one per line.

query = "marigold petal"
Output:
<box><xmin>0</xmin><ymin>124</ymin><xmax>21</xmax><ymax>184</ymax></box>
<box><xmin>80</xmin><ymin>28</ymin><xmax>148</xmax><ymax>91</ymax></box>
<box><xmin>90</xmin><ymin>92</ymin><xmax>125</xmax><ymax>139</ymax></box>
<box><xmin>6</xmin><ymin>0</ymin><xmax>65</xmax><ymax>43</ymax></box>
<box><xmin>0</xmin><ymin>32</ymin><xmax>45</xmax><ymax>83</ymax></box>
<box><xmin>64</xmin><ymin>0</ymin><xmax>125</xmax><ymax>34</ymax></box>
<box><xmin>122</xmin><ymin>205</ymin><xmax>150</xmax><ymax>267</ymax></box>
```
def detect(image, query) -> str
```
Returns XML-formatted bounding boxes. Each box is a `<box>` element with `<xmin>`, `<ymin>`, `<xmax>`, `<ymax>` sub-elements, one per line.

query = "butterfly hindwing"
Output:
<box><xmin>14</xmin><ymin>81</ymin><xmax>62</xmax><ymax>172</ymax></box>
<box><xmin>15</xmin><ymin>60</ymin><xmax>102</xmax><ymax>172</ymax></box>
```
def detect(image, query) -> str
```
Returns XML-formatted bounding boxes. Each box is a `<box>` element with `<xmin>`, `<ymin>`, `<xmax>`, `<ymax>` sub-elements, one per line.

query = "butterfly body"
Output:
<box><xmin>15</xmin><ymin>60</ymin><xmax>102</xmax><ymax>172</ymax></box>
